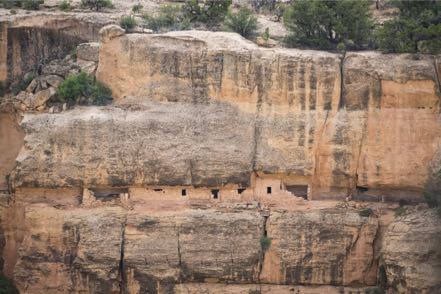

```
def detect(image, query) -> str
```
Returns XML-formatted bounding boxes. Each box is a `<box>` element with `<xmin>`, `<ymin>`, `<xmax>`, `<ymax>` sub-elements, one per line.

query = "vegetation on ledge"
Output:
<box><xmin>57</xmin><ymin>72</ymin><xmax>112</xmax><ymax>106</ymax></box>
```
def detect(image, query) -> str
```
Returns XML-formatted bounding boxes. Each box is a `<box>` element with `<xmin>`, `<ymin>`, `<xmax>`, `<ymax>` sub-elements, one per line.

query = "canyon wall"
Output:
<box><xmin>11</xmin><ymin>30</ymin><xmax>439</xmax><ymax>200</ymax></box>
<box><xmin>0</xmin><ymin>14</ymin><xmax>112</xmax><ymax>83</ymax></box>
<box><xmin>1</xmin><ymin>26</ymin><xmax>441</xmax><ymax>294</ymax></box>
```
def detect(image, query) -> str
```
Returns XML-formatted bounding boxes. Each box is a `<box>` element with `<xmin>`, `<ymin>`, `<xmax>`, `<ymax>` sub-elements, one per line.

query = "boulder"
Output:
<box><xmin>32</xmin><ymin>87</ymin><xmax>56</xmax><ymax>108</ymax></box>
<box><xmin>76</xmin><ymin>42</ymin><xmax>100</xmax><ymax>62</ymax></box>
<box><xmin>76</xmin><ymin>59</ymin><xmax>97</xmax><ymax>75</ymax></box>
<box><xmin>42</xmin><ymin>75</ymin><xmax>64</xmax><ymax>89</ymax></box>
<box><xmin>26</xmin><ymin>79</ymin><xmax>38</xmax><ymax>93</ymax></box>
<box><xmin>99</xmin><ymin>25</ymin><xmax>125</xmax><ymax>43</ymax></box>
<box><xmin>42</xmin><ymin>63</ymin><xmax>72</xmax><ymax>78</ymax></box>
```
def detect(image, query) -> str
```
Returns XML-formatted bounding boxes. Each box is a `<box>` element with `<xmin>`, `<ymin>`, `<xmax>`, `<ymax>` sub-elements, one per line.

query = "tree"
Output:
<box><xmin>80</xmin><ymin>0</ymin><xmax>113</xmax><ymax>11</ymax></box>
<box><xmin>182</xmin><ymin>0</ymin><xmax>231</xmax><ymax>26</ymax></box>
<box><xmin>283</xmin><ymin>0</ymin><xmax>373</xmax><ymax>50</ymax></box>
<box><xmin>376</xmin><ymin>0</ymin><xmax>441</xmax><ymax>54</ymax></box>
<box><xmin>225</xmin><ymin>7</ymin><xmax>258</xmax><ymax>37</ymax></box>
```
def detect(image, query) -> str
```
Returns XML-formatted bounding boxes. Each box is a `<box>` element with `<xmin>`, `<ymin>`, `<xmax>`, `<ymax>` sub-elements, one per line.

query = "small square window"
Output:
<box><xmin>211</xmin><ymin>189</ymin><xmax>219</xmax><ymax>199</ymax></box>
<box><xmin>267</xmin><ymin>187</ymin><xmax>272</xmax><ymax>194</ymax></box>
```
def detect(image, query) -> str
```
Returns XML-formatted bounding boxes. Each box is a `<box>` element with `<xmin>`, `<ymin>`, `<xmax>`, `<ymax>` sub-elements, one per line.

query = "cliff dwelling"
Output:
<box><xmin>0</xmin><ymin>1</ymin><xmax>440</xmax><ymax>294</ymax></box>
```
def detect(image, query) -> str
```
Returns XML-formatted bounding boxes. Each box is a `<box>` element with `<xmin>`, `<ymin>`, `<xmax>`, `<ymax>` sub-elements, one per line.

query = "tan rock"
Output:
<box><xmin>76</xmin><ymin>42</ymin><xmax>100</xmax><ymax>62</ymax></box>
<box><xmin>99</xmin><ymin>25</ymin><xmax>125</xmax><ymax>43</ymax></box>
<box><xmin>43</xmin><ymin>74</ymin><xmax>64</xmax><ymax>89</ymax></box>
<box><xmin>382</xmin><ymin>209</ymin><xmax>441</xmax><ymax>293</ymax></box>
<box><xmin>77</xmin><ymin>59</ymin><xmax>97</xmax><ymax>75</ymax></box>
<box><xmin>260</xmin><ymin>209</ymin><xmax>379</xmax><ymax>286</ymax></box>
<box><xmin>32</xmin><ymin>87</ymin><xmax>56</xmax><ymax>108</ymax></box>
<box><xmin>26</xmin><ymin>78</ymin><xmax>38</xmax><ymax>93</ymax></box>
<box><xmin>255</xmin><ymin>36</ymin><xmax>277</xmax><ymax>47</ymax></box>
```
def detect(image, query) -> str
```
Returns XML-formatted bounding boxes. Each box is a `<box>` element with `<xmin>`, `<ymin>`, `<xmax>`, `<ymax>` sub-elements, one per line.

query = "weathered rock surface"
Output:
<box><xmin>9</xmin><ymin>31</ymin><xmax>439</xmax><ymax>201</ymax></box>
<box><xmin>261</xmin><ymin>209</ymin><xmax>378</xmax><ymax>286</ymax></box>
<box><xmin>2</xmin><ymin>199</ymin><xmax>386</xmax><ymax>293</ymax></box>
<box><xmin>124</xmin><ymin>209</ymin><xmax>263</xmax><ymax>292</ymax></box>
<box><xmin>382</xmin><ymin>209</ymin><xmax>441</xmax><ymax>294</ymax></box>
<box><xmin>76</xmin><ymin>42</ymin><xmax>100</xmax><ymax>62</ymax></box>
<box><xmin>11</xmin><ymin>104</ymin><xmax>255</xmax><ymax>188</ymax></box>
<box><xmin>0</xmin><ymin>13</ymin><xmax>113</xmax><ymax>83</ymax></box>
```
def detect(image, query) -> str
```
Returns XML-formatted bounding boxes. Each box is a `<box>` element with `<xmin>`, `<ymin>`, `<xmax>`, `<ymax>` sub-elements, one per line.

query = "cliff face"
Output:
<box><xmin>10</xmin><ymin>30</ymin><xmax>440</xmax><ymax>201</ymax></box>
<box><xmin>0</xmin><ymin>14</ymin><xmax>112</xmax><ymax>83</ymax></box>
<box><xmin>2</xmin><ymin>196</ymin><xmax>380</xmax><ymax>293</ymax></box>
<box><xmin>382</xmin><ymin>210</ymin><xmax>441</xmax><ymax>293</ymax></box>
<box><xmin>2</xmin><ymin>26</ymin><xmax>441</xmax><ymax>294</ymax></box>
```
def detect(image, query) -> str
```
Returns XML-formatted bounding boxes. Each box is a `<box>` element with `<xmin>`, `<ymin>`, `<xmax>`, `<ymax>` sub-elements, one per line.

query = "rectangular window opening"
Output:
<box><xmin>181</xmin><ymin>189</ymin><xmax>187</xmax><ymax>196</ymax></box>
<box><xmin>153</xmin><ymin>188</ymin><xmax>163</xmax><ymax>192</ymax></box>
<box><xmin>267</xmin><ymin>186</ymin><xmax>272</xmax><ymax>194</ymax></box>
<box><xmin>286</xmin><ymin>185</ymin><xmax>308</xmax><ymax>200</ymax></box>
<box><xmin>91</xmin><ymin>187</ymin><xmax>128</xmax><ymax>202</ymax></box>
<box><xmin>211</xmin><ymin>189</ymin><xmax>219</xmax><ymax>199</ymax></box>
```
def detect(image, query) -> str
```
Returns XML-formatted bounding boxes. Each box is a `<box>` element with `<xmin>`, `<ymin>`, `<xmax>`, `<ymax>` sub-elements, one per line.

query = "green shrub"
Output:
<box><xmin>375</xmin><ymin>0</ymin><xmax>441</xmax><ymax>54</ymax></box>
<box><xmin>359</xmin><ymin>208</ymin><xmax>374</xmax><ymax>218</ymax></box>
<box><xmin>378</xmin><ymin>264</ymin><xmax>387</xmax><ymax>291</ymax></box>
<box><xmin>394</xmin><ymin>207</ymin><xmax>407</xmax><ymax>217</ymax></box>
<box><xmin>70</xmin><ymin>47</ymin><xmax>77</xmax><ymax>60</ymax></box>
<box><xmin>59</xmin><ymin>0</ymin><xmax>71</xmax><ymax>11</ymax></box>
<box><xmin>120</xmin><ymin>15</ymin><xmax>137</xmax><ymax>30</ymax></box>
<box><xmin>143</xmin><ymin>4</ymin><xmax>190</xmax><ymax>32</ymax></box>
<box><xmin>248</xmin><ymin>290</ymin><xmax>261</xmax><ymax>294</ymax></box>
<box><xmin>260</xmin><ymin>235</ymin><xmax>271</xmax><ymax>251</ymax></box>
<box><xmin>23</xmin><ymin>0</ymin><xmax>43</xmax><ymax>10</ymax></box>
<box><xmin>283</xmin><ymin>0</ymin><xmax>373</xmax><ymax>50</ymax></box>
<box><xmin>0</xmin><ymin>274</ymin><xmax>18</xmax><ymax>294</ymax></box>
<box><xmin>80</xmin><ymin>0</ymin><xmax>112</xmax><ymax>11</ymax></box>
<box><xmin>57</xmin><ymin>72</ymin><xmax>112</xmax><ymax>106</ymax></box>
<box><xmin>10</xmin><ymin>8</ymin><xmax>17</xmax><ymax>13</ymax></box>
<box><xmin>132</xmin><ymin>3</ymin><xmax>142</xmax><ymax>14</ymax></box>
<box><xmin>423</xmin><ymin>163</ymin><xmax>441</xmax><ymax>216</ymax></box>
<box><xmin>182</xmin><ymin>0</ymin><xmax>231</xmax><ymax>26</ymax></box>
<box><xmin>225</xmin><ymin>7</ymin><xmax>258</xmax><ymax>38</ymax></box>
<box><xmin>262</xmin><ymin>27</ymin><xmax>270</xmax><ymax>41</ymax></box>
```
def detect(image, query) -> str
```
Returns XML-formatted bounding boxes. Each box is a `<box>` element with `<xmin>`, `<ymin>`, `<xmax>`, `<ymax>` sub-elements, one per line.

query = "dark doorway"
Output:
<box><xmin>211</xmin><ymin>189</ymin><xmax>219</xmax><ymax>199</ymax></box>
<box><xmin>181</xmin><ymin>189</ymin><xmax>187</xmax><ymax>196</ymax></box>
<box><xmin>91</xmin><ymin>187</ymin><xmax>128</xmax><ymax>202</ymax></box>
<box><xmin>267</xmin><ymin>187</ymin><xmax>272</xmax><ymax>194</ymax></box>
<box><xmin>286</xmin><ymin>185</ymin><xmax>308</xmax><ymax>200</ymax></box>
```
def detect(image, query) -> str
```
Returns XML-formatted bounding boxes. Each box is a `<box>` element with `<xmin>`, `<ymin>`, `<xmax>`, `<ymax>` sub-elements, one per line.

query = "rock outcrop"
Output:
<box><xmin>9</xmin><ymin>30</ymin><xmax>439</xmax><ymax>201</ymax></box>
<box><xmin>1</xmin><ymin>194</ymin><xmax>381</xmax><ymax>293</ymax></box>
<box><xmin>2</xmin><ymin>26</ymin><xmax>441</xmax><ymax>294</ymax></box>
<box><xmin>382</xmin><ymin>209</ymin><xmax>441</xmax><ymax>294</ymax></box>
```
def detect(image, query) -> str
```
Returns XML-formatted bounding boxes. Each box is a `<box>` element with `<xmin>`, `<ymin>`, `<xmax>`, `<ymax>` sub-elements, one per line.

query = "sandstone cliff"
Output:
<box><xmin>1</xmin><ymin>24</ymin><xmax>441</xmax><ymax>294</ymax></box>
<box><xmin>9</xmin><ymin>30</ymin><xmax>440</xmax><ymax>201</ymax></box>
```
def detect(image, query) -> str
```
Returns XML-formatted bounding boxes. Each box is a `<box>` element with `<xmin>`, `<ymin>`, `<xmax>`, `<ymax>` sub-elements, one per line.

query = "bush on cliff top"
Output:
<box><xmin>225</xmin><ymin>7</ymin><xmax>258</xmax><ymax>38</ymax></box>
<box><xmin>375</xmin><ymin>0</ymin><xmax>441</xmax><ymax>54</ymax></box>
<box><xmin>57</xmin><ymin>72</ymin><xmax>112</xmax><ymax>106</ymax></box>
<box><xmin>0</xmin><ymin>0</ymin><xmax>43</xmax><ymax>10</ymax></box>
<box><xmin>120</xmin><ymin>15</ymin><xmax>137</xmax><ymax>30</ymax></box>
<box><xmin>182</xmin><ymin>0</ymin><xmax>231</xmax><ymax>26</ymax></box>
<box><xmin>80</xmin><ymin>0</ymin><xmax>113</xmax><ymax>11</ymax></box>
<box><xmin>283</xmin><ymin>0</ymin><xmax>373</xmax><ymax>50</ymax></box>
<box><xmin>143</xmin><ymin>4</ymin><xmax>190</xmax><ymax>32</ymax></box>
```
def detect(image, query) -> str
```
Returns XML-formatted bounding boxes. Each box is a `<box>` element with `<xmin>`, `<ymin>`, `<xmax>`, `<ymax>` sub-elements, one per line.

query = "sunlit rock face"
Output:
<box><xmin>11</xmin><ymin>31</ymin><xmax>440</xmax><ymax>201</ymax></box>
